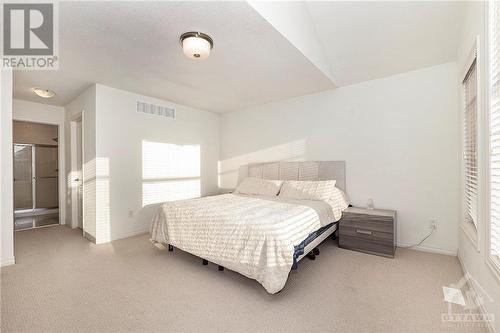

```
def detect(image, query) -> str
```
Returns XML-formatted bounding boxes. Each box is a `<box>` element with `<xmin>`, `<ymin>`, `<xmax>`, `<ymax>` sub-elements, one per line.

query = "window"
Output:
<box><xmin>489</xmin><ymin>0</ymin><xmax>500</xmax><ymax>261</ymax></box>
<box><xmin>141</xmin><ymin>141</ymin><xmax>201</xmax><ymax>206</ymax></box>
<box><xmin>464</xmin><ymin>56</ymin><xmax>479</xmax><ymax>229</ymax></box>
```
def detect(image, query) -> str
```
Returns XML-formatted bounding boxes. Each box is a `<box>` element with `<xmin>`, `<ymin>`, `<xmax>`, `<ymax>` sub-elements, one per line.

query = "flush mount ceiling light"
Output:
<box><xmin>33</xmin><ymin>88</ymin><xmax>56</xmax><ymax>98</ymax></box>
<box><xmin>179</xmin><ymin>32</ymin><xmax>214</xmax><ymax>60</ymax></box>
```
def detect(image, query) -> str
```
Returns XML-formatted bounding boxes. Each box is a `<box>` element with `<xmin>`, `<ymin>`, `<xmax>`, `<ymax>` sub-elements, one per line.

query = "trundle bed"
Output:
<box><xmin>150</xmin><ymin>161</ymin><xmax>348</xmax><ymax>293</ymax></box>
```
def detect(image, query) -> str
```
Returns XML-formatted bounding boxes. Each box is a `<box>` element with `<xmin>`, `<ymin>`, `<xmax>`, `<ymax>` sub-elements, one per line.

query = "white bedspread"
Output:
<box><xmin>150</xmin><ymin>193</ymin><xmax>348</xmax><ymax>293</ymax></box>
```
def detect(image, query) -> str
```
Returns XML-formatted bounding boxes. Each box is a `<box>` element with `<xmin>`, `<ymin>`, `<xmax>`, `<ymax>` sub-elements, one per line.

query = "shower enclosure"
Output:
<box><xmin>13</xmin><ymin>121</ymin><xmax>59</xmax><ymax>230</ymax></box>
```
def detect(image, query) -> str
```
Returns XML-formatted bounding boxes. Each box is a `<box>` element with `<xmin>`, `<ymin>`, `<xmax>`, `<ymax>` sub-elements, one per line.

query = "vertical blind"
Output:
<box><xmin>490</xmin><ymin>0</ymin><xmax>500</xmax><ymax>257</ymax></box>
<box><xmin>464</xmin><ymin>57</ymin><xmax>478</xmax><ymax>228</ymax></box>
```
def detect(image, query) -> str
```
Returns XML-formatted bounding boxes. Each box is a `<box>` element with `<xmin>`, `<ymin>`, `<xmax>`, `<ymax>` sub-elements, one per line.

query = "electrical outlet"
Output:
<box><xmin>430</xmin><ymin>218</ymin><xmax>438</xmax><ymax>230</ymax></box>
<box><xmin>128</xmin><ymin>210</ymin><xmax>134</xmax><ymax>218</ymax></box>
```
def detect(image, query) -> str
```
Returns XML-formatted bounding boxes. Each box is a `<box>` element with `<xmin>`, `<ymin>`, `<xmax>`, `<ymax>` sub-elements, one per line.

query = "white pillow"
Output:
<box><xmin>235</xmin><ymin>177</ymin><xmax>283</xmax><ymax>196</ymax></box>
<box><xmin>324</xmin><ymin>187</ymin><xmax>350</xmax><ymax>221</ymax></box>
<box><xmin>279</xmin><ymin>180</ymin><xmax>337</xmax><ymax>201</ymax></box>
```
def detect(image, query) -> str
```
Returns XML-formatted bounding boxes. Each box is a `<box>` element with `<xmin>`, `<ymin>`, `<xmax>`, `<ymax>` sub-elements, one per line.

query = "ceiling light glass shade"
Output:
<box><xmin>33</xmin><ymin>88</ymin><xmax>56</xmax><ymax>98</ymax></box>
<box><xmin>180</xmin><ymin>32</ymin><xmax>213</xmax><ymax>60</ymax></box>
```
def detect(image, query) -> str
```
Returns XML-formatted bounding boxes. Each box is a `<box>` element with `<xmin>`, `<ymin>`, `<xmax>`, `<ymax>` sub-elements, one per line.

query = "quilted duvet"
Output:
<box><xmin>150</xmin><ymin>193</ymin><xmax>348</xmax><ymax>293</ymax></box>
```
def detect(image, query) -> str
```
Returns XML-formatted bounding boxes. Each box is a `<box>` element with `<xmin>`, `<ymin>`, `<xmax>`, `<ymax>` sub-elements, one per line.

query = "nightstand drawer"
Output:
<box><xmin>339</xmin><ymin>235</ymin><xmax>395</xmax><ymax>258</ymax></box>
<box><xmin>338</xmin><ymin>207</ymin><xmax>397</xmax><ymax>258</ymax></box>
<box><xmin>339</xmin><ymin>225</ymin><xmax>393</xmax><ymax>243</ymax></box>
<box><xmin>340</xmin><ymin>215</ymin><xmax>393</xmax><ymax>234</ymax></box>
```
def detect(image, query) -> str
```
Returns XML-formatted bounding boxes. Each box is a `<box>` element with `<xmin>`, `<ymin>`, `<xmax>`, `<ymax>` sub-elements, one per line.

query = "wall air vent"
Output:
<box><xmin>136</xmin><ymin>101</ymin><xmax>175</xmax><ymax>119</ymax></box>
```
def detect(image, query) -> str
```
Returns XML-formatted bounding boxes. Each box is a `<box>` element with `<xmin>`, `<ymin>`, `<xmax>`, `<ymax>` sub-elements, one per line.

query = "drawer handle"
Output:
<box><xmin>356</xmin><ymin>229</ymin><xmax>373</xmax><ymax>235</ymax></box>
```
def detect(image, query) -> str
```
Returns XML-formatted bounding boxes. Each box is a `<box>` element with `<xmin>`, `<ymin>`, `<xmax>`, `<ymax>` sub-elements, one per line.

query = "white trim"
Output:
<box><xmin>95</xmin><ymin>228</ymin><xmax>148</xmax><ymax>244</ymax></box>
<box><xmin>460</xmin><ymin>35</ymin><xmax>483</xmax><ymax>253</ymax></box>
<box><xmin>0</xmin><ymin>257</ymin><xmax>15</xmax><ymax>267</ymax></box>
<box><xmin>397</xmin><ymin>242</ymin><xmax>457</xmax><ymax>256</ymax></box>
<box><xmin>458</xmin><ymin>252</ymin><xmax>497</xmax><ymax>333</ymax></box>
<box><xmin>461</xmin><ymin>221</ymin><xmax>479</xmax><ymax>251</ymax></box>
<box><xmin>69</xmin><ymin>114</ymin><xmax>83</xmax><ymax>229</ymax></box>
<box><xmin>486</xmin><ymin>0</ymin><xmax>500</xmax><ymax>282</ymax></box>
<box><xmin>67</xmin><ymin>110</ymin><xmax>85</xmax><ymax>236</ymax></box>
<box><xmin>1</xmin><ymin>69</ymin><xmax>14</xmax><ymax>270</ymax></box>
<box><xmin>70</xmin><ymin>121</ymin><xmax>78</xmax><ymax>228</ymax></box>
<box><xmin>460</xmin><ymin>36</ymin><xmax>479</xmax><ymax>82</ymax></box>
<box><xmin>486</xmin><ymin>255</ymin><xmax>500</xmax><ymax>282</ymax></box>
<box><xmin>477</xmin><ymin>31</ymin><xmax>487</xmax><ymax>256</ymax></box>
<box><xmin>460</xmin><ymin>35</ymin><xmax>489</xmax><ymax>252</ymax></box>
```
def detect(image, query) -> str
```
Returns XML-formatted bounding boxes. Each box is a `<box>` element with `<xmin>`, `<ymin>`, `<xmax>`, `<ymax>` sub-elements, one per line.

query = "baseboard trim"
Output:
<box><xmin>1</xmin><ymin>256</ymin><xmax>15</xmax><ymax>267</ymax></box>
<box><xmin>397</xmin><ymin>242</ymin><xmax>457</xmax><ymax>256</ymax></box>
<box><xmin>457</xmin><ymin>252</ymin><xmax>497</xmax><ymax>333</ymax></box>
<box><xmin>96</xmin><ymin>228</ymin><xmax>148</xmax><ymax>244</ymax></box>
<box><xmin>84</xmin><ymin>231</ymin><xmax>96</xmax><ymax>244</ymax></box>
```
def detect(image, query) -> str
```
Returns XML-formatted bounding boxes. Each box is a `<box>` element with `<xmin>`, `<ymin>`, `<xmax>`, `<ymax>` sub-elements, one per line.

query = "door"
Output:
<box><xmin>13</xmin><ymin>144</ymin><xmax>33</xmax><ymax>210</ymax></box>
<box><xmin>35</xmin><ymin>146</ymin><xmax>59</xmax><ymax>209</ymax></box>
<box><xmin>76</xmin><ymin>120</ymin><xmax>83</xmax><ymax>229</ymax></box>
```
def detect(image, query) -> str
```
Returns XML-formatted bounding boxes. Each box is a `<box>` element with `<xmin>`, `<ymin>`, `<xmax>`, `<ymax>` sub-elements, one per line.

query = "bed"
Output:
<box><xmin>150</xmin><ymin>161</ymin><xmax>349</xmax><ymax>294</ymax></box>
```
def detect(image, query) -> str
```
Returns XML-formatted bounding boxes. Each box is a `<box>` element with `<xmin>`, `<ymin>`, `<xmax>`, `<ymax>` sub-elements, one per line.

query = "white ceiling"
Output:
<box><xmin>305</xmin><ymin>1</ymin><xmax>465</xmax><ymax>86</ymax></box>
<box><xmin>14</xmin><ymin>1</ymin><xmax>334</xmax><ymax>113</ymax></box>
<box><xmin>14</xmin><ymin>1</ymin><xmax>466</xmax><ymax>113</ymax></box>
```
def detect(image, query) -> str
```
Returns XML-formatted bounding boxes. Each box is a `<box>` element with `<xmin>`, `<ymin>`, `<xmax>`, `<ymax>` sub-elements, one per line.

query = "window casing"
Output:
<box><xmin>464</xmin><ymin>58</ymin><xmax>479</xmax><ymax>229</ymax></box>
<box><xmin>489</xmin><ymin>0</ymin><xmax>500</xmax><ymax>266</ymax></box>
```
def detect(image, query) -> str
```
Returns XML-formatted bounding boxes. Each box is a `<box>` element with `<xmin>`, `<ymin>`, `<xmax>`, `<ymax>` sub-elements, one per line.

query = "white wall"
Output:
<box><xmin>93</xmin><ymin>84</ymin><xmax>220</xmax><ymax>243</ymax></box>
<box><xmin>456</xmin><ymin>2</ymin><xmax>500</xmax><ymax>332</ymax></box>
<box><xmin>220</xmin><ymin>62</ymin><xmax>460</xmax><ymax>255</ymax></box>
<box><xmin>64</xmin><ymin>86</ymin><xmax>96</xmax><ymax>238</ymax></box>
<box><xmin>1</xmin><ymin>69</ymin><xmax>15</xmax><ymax>267</ymax></box>
<box><xmin>13</xmin><ymin>99</ymin><xmax>66</xmax><ymax>225</ymax></box>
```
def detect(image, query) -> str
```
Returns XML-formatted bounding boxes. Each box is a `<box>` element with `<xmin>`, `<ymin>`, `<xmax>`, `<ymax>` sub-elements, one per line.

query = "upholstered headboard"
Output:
<box><xmin>237</xmin><ymin>161</ymin><xmax>346</xmax><ymax>192</ymax></box>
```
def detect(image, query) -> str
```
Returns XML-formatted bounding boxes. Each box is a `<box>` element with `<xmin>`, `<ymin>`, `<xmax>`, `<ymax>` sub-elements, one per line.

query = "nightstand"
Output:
<box><xmin>339</xmin><ymin>207</ymin><xmax>397</xmax><ymax>258</ymax></box>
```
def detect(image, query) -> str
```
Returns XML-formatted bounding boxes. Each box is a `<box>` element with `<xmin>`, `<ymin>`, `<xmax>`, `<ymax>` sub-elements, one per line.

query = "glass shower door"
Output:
<box><xmin>35</xmin><ymin>146</ymin><xmax>59</xmax><ymax>209</ymax></box>
<box><xmin>13</xmin><ymin>144</ymin><xmax>33</xmax><ymax>210</ymax></box>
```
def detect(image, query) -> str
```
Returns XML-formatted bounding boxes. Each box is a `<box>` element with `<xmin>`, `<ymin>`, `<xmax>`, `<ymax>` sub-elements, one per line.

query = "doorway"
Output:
<box><xmin>71</xmin><ymin>117</ymin><xmax>83</xmax><ymax>230</ymax></box>
<box><xmin>13</xmin><ymin>121</ymin><xmax>59</xmax><ymax>230</ymax></box>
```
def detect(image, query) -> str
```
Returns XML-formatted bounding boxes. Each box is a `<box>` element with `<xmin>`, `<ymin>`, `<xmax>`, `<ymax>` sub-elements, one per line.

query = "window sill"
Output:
<box><xmin>461</xmin><ymin>222</ymin><xmax>480</xmax><ymax>252</ymax></box>
<box><xmin>486</xmin><ymin>255</ymin><xmax>500</xmax><ymax>282</ymax></box>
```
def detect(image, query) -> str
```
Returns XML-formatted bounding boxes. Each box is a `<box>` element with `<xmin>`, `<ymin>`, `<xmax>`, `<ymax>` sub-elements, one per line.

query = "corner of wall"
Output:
<box><xmin>1</xmin><ymin>69</ymin><xmax>15</xmax><ymax>267</ymax></box>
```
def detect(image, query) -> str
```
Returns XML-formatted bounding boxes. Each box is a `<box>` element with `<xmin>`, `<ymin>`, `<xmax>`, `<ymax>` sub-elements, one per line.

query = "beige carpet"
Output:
<box><xmin>1</xmin><ymin>226</ymin><xmax>488</xmax><ymax>333</ymax></box>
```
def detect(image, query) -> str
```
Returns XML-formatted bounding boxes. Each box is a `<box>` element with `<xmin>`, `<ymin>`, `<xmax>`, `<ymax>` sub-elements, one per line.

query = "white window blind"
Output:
<box><xmin>464</xmin><ymin>57</ymin><xmax>478</xmax><ymax>228</ymax></box>
<box><xmin>490</xmin><ymin>0</ymin><xmax>500</xmax><ymax>257</ymax></box>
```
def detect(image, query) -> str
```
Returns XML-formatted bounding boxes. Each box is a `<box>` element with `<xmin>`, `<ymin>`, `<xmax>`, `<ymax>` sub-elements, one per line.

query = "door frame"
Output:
<box><xmin>13</xmin><ymin>143</ymin><xmax>34</xmax><ymax>212</ymax></box>
<box><xmin>12</xmin><ymin>119</ymin><xmax>64</xmax><ymax>226</ymax></box>
<box><xmin>70</xmin><ymin>113</ymin><xmax>84</xmax><ymax>230</ymax></box>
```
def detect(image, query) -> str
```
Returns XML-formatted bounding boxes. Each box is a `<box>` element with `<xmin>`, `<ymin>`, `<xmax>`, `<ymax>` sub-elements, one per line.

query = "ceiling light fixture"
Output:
<box><xmin>33</xmin><ymin>88</ymin><xmax>56</xmax><ymax>98</ymax></box>
<box><xmin>179</xmin><ymin>32</ymin><xmax>214</xmax><ymax>60</ymax></box>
